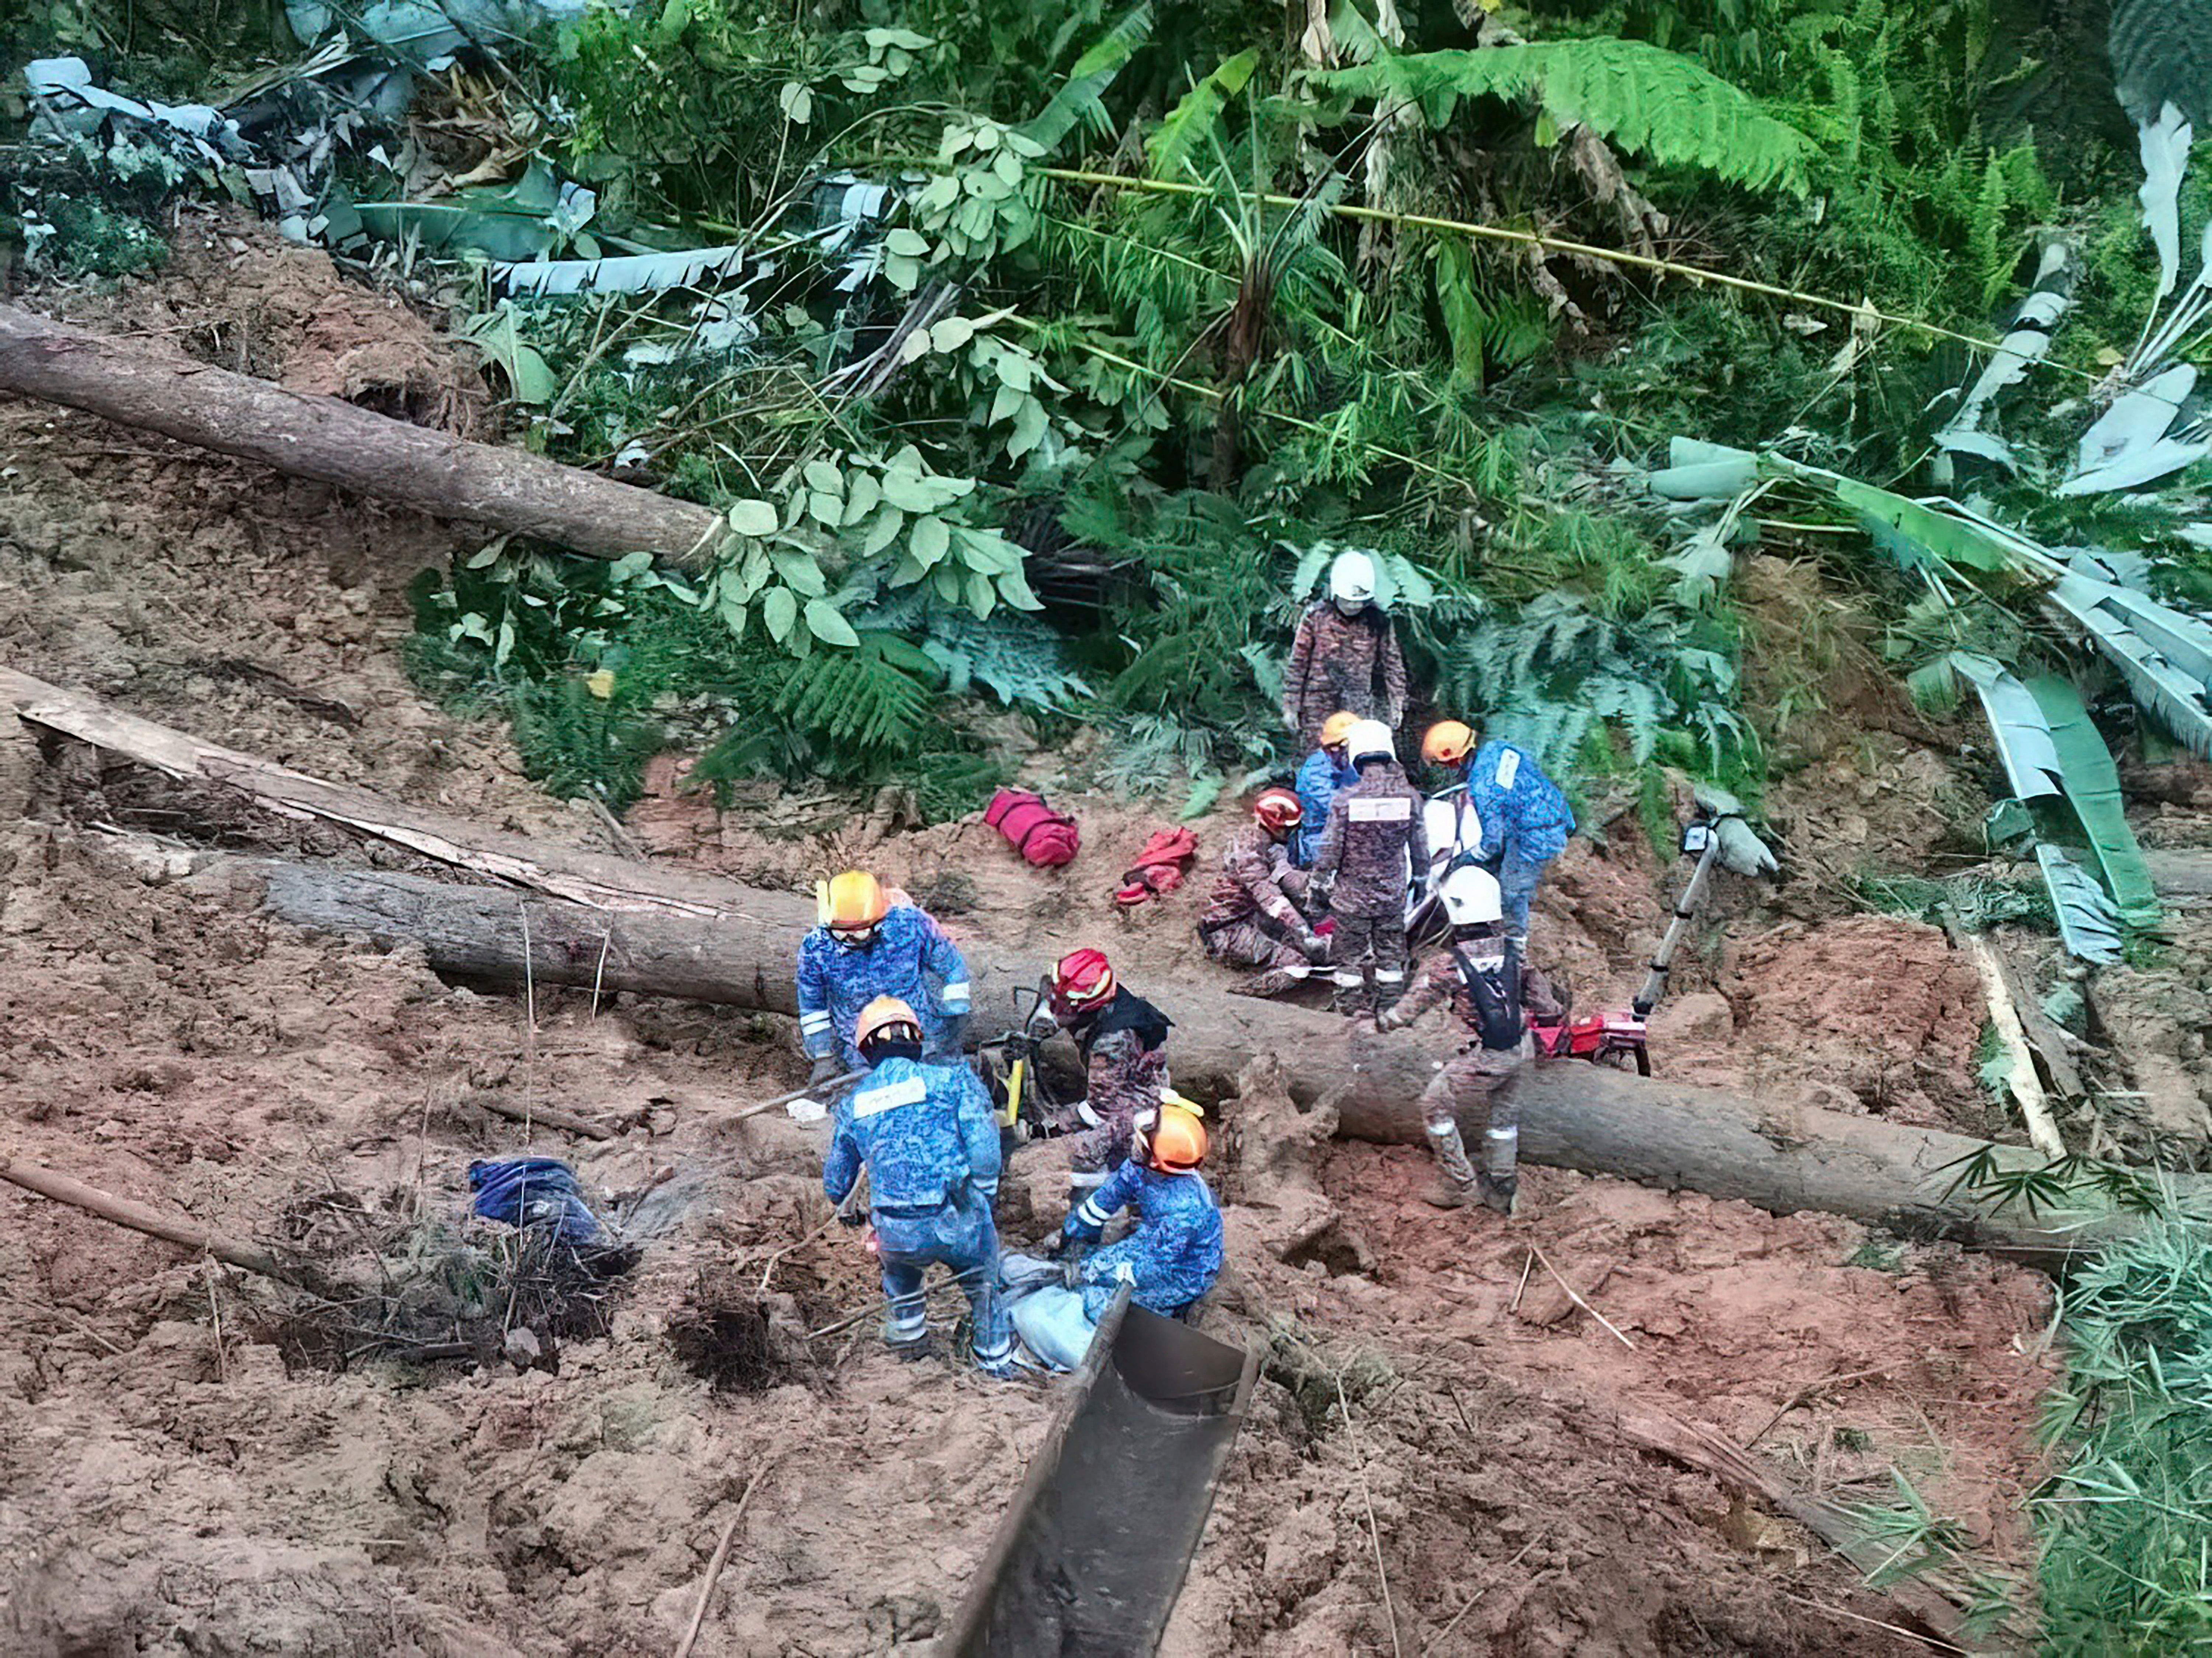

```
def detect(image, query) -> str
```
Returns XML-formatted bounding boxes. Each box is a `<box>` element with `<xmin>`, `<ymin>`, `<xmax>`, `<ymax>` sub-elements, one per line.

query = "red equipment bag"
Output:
<box><xmin>984</xmin><ymin>788</ymin><xmax>1081</xmax><ymax>867</ymax></box>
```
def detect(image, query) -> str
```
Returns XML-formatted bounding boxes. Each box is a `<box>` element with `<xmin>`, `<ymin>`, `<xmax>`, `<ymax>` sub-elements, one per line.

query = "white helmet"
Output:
<box><xmin>1345</xmin><ymin>718</ymin><xmax>1396</xmax><ymax>768</ymax></box>
<box><xmin>1437</xmin><ymin>864</ymin><xmax>1503</xmax><ymax>927</ymax></box>
<box><xmin>1328</xmin><ymin>550</ymin><xmax>1375</xmax><ymax>607</ymax></box>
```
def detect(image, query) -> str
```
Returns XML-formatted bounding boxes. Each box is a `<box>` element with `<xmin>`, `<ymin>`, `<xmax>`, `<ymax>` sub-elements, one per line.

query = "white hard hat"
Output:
<box><xmin>1345</xmin><ymin>718</ymin><xmax>1396</xmax><ymax>767</ymax></box>
<box><xmin>1437</xmin><ymin>865</ymin><xmax>1503</xmax><ymax>927</ymax></box>
<box><xmin>1328</xmin><ymin>550</ymin><xmax>1375</xmax><ymax>605</ymax></box>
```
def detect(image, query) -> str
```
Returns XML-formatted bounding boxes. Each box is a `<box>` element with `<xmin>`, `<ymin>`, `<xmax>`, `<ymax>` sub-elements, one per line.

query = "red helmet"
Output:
<box><xmin>1052</xmin><ymin>947</ymin><xmax>1116</xmax><ymax>1010</ymax></box>
<box><xmin>1253</xmin><ymin>788</ymin><xmax>1302</xmax><ymax>836</ymax></box>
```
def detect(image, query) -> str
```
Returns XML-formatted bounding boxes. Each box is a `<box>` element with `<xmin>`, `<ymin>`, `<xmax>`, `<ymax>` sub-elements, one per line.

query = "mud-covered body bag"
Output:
<box><xmin>984</xmin><ymin>788</ymin><xmax>1081</xmax><ymax>867</ymax></box>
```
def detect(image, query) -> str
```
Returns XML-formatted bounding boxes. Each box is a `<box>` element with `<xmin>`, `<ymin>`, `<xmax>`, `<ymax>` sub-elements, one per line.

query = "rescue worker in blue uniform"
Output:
<box><xmin>1056</xmin><ymin>1096</ymin><xmax>1223</xmax><ymax>1321</ymax></box>
<box><xmin>796</xmin><ymin>870</ymin><xmax>972</xmax><ymax>1084</ymax></box>
<box><xmin>822</xmin><ymin>995</ymin><xmax>1015</xmax><ymax>1377</ymax></box>
<box><xmin>1421</xmin><ymin>720</ymin><xmax>1575</xmax><ymax>937</ymax></box>
<box><xmin>1293</xmin><ymin>710</ymin><xmax>1361</xmax><ymax>867</ymax></box>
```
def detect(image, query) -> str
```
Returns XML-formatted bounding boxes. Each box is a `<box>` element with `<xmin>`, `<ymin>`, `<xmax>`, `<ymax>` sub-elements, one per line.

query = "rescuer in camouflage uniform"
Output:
<box><xmin>1281</xmin><ymin>550</ymin><xmax>1409</xmax><ymax>751</ymax></box>
<box><xmin>1310</xmin><ymin>720</ymin><xmax>1427</xmax><ymax>1016</ymax></box>
<box><xmin>1374</xmin><ymin>866</ymin><xmax>1565</xmax><ymax>1215</ymax></box>
<box><xmin>1198</xmin><ymin>787</ymin><xmax>1330</xmax><ymax>995</ymax></box>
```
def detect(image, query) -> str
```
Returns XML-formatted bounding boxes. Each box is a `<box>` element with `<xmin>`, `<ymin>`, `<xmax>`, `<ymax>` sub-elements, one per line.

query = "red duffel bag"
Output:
<box><xmin>984</xmin><ymin>788</ymin><xmax>1081</xmax><ymax>867</ymax></box>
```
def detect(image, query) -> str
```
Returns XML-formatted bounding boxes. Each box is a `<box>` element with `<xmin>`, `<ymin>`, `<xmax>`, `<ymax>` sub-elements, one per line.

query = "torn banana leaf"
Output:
<box><xmin>1647</xmin><ymin>438</ymin><xmax>1757</xmax><ymax>502</ymax></box>
<box><xmin>2036</xmin><ymin>845</ymin><xmax>2126</xmax><ymax>964</ymax></box>
<box><xmin>2046</xmin><ymin>569</ymin><xmax>2212</xmax><ymax>757</ymax></box>
<box><xmin>494</xmin><ymin>244</ymin><xmax>752</xmax><ymax>297</ymax></box>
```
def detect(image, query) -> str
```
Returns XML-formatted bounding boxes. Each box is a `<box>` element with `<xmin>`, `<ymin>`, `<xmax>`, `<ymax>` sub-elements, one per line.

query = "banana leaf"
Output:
<box><xmin>1648</xmin><ymin>438</ymin><xmax>1757</xmax><ymax>502</ymax></box>
<box><xmin>2035</xmin><ymin>845</ymin><xmax>2126</xmax><ymax>965</ymax></box>
<box><xmin>2047</xmin><ymin>571</ymin><xmax>2212</xmax><ymax>757</ymax></box>
<box><xmin>494</xmin><ymin>243</ymin><xmax>751</xmax><ymax>296</ymax></box>
<box><xmin>1952</xmin><ymin>654</ymin><xmax>2063</xmax><ymax>801</ymax></box>
<box><xmin>2025</xmin><ymin>676</ymin><xmax>2164</xmax><ymax>930</ymax></box>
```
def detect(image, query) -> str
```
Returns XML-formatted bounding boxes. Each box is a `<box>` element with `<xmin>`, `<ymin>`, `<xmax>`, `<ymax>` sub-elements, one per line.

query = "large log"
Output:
<box><xmin>11</xmin><ymin>673</ymin><xmax>2190</xmax><ymax>1257</ymax></box>
<box><xmin>0</xmin><ymin>302</ymin><xmax>724</xmax><ymax>562</ymax></box>
<box><xmin>185</xmin><ymin>853</ymin><xmax>2199</xmax><ymax>1259</ymax></box>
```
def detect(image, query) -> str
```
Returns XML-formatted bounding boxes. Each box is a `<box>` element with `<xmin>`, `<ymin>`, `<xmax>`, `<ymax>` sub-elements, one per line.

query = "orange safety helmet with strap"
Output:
<box><xmin>1319</xmin><ymin>710</ymin><xmax>1360</xmax><ymax>751</ymax></box>
<box><xmin>1052</xmin><ymin>946</ymin><xmax>1116</xmax><ymax>1010</ymax></box>
<box><xmin>1135</xmin><ymin>1092</ymin><xmax>1208</xmax><ymax>1172</ymax></box>
<box><xmin>1421</xmin><ymin>719</ymin><xmax>1476</xmax><ymax>766</ymax></box>
<box><xmin>855</xmin><ymin>994</ymin><xmax>922</xmax><ymax>1056</ymax></box>
<box><xmin>1252</xmin><ymin>787</ymin><xmax>1303</xmax><ymax>836</ymax></box>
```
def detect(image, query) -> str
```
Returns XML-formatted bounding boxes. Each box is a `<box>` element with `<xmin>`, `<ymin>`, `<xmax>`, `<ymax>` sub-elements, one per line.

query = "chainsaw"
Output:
<box><xmin>975</xmin><ymin>983</ymin><xmax>1068</xmax><ymax>1152</ymax></box>
<box><xmin>1525</xmin><ymin>813</ymin><xmax>1742</xmax><ymax>1077</ymax></box>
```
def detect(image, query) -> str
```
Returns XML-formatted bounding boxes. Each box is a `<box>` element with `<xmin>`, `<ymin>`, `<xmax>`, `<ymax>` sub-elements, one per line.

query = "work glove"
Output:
<box><xmin>838</xmin><ymin>1205</ymin><xmax>867</xmax><ymax>1229</ymax></box>
<box><xmin>808</xmin><ymin>1054</ymin><xmax>844</xmax><ymax>1086</ymax></box>
<box><xmin>1297</xmin><ymin>929</ymin><xmax>1330</xmax><ymax>963</ymax></box>
<box><xmin>1061</xmin><ymin>1255</ymin><xmax>1085</xmax><ymax>1291</ymax></box>
<box><xmin>937</xmin><ymin>1012</ymin><xmax>970</xmax><ymax>1055</ymax></box>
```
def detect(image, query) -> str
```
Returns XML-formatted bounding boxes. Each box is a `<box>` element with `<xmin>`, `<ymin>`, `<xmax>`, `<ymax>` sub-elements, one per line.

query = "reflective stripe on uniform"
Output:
<box><xmin>1485</xmin><ymin>1127</ymin><xmax>1519</xmax><ymax>1142</ymax></box>
<box><xmin>941</xmin><ymin>981</ymin><xmax>972</xmax><ymax>1008</ymax></box>
<box><xmin>1375</xmin><ymin>968</ymin><xmax>1405</xmax><ymax>984</ymax></box>
<box><xmin>973</xmin><ymin>1336</ymin><xmax>1013</xmax><ymax>1362</ymax></box>
<box><xmin>1425</xmin><ymin>1121</ymin><xmax>1457</xmax><ymax>1138</ymax></box>
<box><xmin>799</xmin><ymin>1011</ymin><xmax>833</xmax><ymax>1033</ymax></box>
<box><xmin>1348</xmin><ymin>796</ymin><xmax>1411</xmax><ymax>822</ymax></box>
<box><xmin>1331</xmin><ymin>969</ymin><xmax>1363</xmax><ymax>988</ymax></box>
<box><xmin>852</xmin><ymin>1075</ymin><xmax>930</xmax><ymax>1120</ymax></box>
<box><xmin>1075</xmin><ymin>1196</ymin><xmax>1113</xmax><ymax>1229</ymax></box>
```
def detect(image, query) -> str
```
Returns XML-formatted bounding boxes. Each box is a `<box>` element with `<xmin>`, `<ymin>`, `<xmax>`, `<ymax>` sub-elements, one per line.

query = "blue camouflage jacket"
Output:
<box><xmin>1293</xmin><ymin>747</ymin><xmax>1357</xmax><ymax>867</ymax></box>
<box><xmin>796</xmin><ymin>904</ymin><xmax>972</xmax><ymax>1067</ymax></box>
<box><xmin>1062</xmin><ymin>1161</ymin><xmax>1223</xmax><ymax>1319</ymax></box>
<box><xmin>1464</xmin><ymin>739</ymin><xmax>1575</xmax><ymax>863</ymax></box>
<box><xmin>822</xmin><ymin>1054</ymin><xmax>1001</xmax><ymax>1214</ymax></box>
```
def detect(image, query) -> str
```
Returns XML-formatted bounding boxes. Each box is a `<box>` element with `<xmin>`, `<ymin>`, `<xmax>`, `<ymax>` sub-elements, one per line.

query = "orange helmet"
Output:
<box><xmin>1422</xmin><ymin>719</ymin><xmax>1475</xmax><ymax>766</ymax></box>
<box><xmin>855</xmin><ymin>995</ymin><xmax>922</xmax><ymax>1057</ymax></box>
<box><xmin>1135</xmin><ymin>1099</ymin><xmax>1207</xmax><ymax>1172</ymax></box>
<box><xmin>823</xmin><ymin>871</ymin><xmax>889</xmax><ymax>942</ymax></box>
<box><xmin>1053</xmin><ymin>947</ymin><xmax>1116</xmax><ymax>1009</ymax></box>
<box><xmin>1253</xmin><ymin>787</ymin><xmax>1302</xmax><ymax>836</ymax></box>
<box><xmin>1319</xmin><ymin>711</ymin><xmax>1359</xmax><ymax>750</ymax></box>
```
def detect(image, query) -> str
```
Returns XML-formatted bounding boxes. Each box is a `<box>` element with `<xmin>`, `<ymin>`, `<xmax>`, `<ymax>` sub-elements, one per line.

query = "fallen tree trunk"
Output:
<box><xmin>179</xmin><ymin>852</ymin><xmax>2201</xmax><ymax>1259</ymax></box>
<box><xmin>0</xmin><ymin>302</ymin><xmax>724</xmax><ymax>563</ymax></box>
<box><xmin>13</xmin><ymin>675</ymin><xmax>2188</xmax><ymax>1257</ymax></box>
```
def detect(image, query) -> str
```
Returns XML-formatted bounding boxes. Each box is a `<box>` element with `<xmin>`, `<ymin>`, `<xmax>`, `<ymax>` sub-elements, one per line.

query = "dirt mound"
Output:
<box><xmin>32</xmin><ymin>206</ymin><xmax>483</xmax><ymax>432</ymax></box>
<box><xmin>1665</xmin><ymin>915</ymin><xmax>1992</xmax><ymax>1131</ymax></box>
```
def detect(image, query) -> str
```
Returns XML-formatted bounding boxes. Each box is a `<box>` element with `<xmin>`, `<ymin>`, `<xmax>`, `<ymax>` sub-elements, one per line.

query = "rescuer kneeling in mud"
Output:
<box><xmin>1311</xmin><ymin>719</ymin><xmax>1428</xmax><ymax>1016</ymax></box>
<box><xmin>1055</xmin><ymin>1095</ymin><xmax>1223</xmax><ymax>1322</ymax></box>
<box><xmin>1035</xmin><ymin>947</ymin><xmax>1174</xmax><ymax>1193</ymax></box>
<box><xmin>822</xmin><ymin>996</ymin><xmax>1016</xmax><ymax>1377</ymax></box>
<box><xmin>796</xmin><ymin>870</ymin><xmax>972</xmax><ymax>1085</ymax></box>
<box><xmin>1197</xmin><ymin>787</ymin><xmax>1331</xmax><ymax>996</ymax></box>
<box><xmin>1370</xmin><ymin>867</ymin><xmax>1565</xmax><ymax>1215</ymax></box>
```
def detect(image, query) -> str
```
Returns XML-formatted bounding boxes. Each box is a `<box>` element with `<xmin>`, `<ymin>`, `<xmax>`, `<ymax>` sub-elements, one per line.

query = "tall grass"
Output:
<box><xmin>2036</xmin><ymin>1217</ymin><xmax>2212</xmax><ymax>1653</ymax></box>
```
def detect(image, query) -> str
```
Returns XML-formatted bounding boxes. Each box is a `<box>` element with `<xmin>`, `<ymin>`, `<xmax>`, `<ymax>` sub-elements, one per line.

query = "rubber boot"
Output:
<box><xmin>1421</xmin><ymin>1123</ymin><xmax>1478</xmax><ymax>1210</ymax></box>
<box><xmin>1477</xmin><ymin>1171</ymin><xmax>1520</xmax><ymax>1216</ymax></box>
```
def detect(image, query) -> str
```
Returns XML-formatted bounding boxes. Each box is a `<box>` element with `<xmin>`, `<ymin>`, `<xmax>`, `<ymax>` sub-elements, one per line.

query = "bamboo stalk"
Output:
<box><xmin>1034</xmin><ymin>166</ymin><xmax>2055</xmax><ymax>371</ymax></box>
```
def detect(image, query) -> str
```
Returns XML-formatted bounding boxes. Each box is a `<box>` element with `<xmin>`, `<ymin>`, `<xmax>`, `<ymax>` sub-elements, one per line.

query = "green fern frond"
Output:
<box><xmin>1315</xmin><ymin>40</ymin><xmax>1814</xmax><ymax>194</ymax></box>
<box><xmin>773</xmin><ymin>633</ymin><xmax>939</xmax><ymax>752</ymax></box>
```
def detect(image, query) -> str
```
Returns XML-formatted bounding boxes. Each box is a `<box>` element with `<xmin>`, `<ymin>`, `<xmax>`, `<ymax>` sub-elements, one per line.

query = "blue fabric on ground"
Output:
<box><xmin>466</xmin><ymin>1157</ymin><xmax>602</xmax><ymax>1242</ymax></box>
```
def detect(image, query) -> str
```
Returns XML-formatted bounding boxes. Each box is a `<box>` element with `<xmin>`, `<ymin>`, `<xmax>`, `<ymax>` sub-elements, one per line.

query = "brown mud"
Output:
<box><xmin>0</xmin><ymin>247</ymin><xmax>2195</xmax><ymax>1655</ymax></box>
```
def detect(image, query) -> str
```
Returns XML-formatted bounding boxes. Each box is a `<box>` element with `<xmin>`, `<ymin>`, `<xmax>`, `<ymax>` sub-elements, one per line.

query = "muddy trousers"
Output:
<box><xmin>1328</xmin><ymin>912</ymin><xmax>1407</xmax><ymax>1011</ymax></box>
<box><xmin>1201</xmin><ymin>918</ymin><xmax>1317</xmax><ymax>996</ymax></box>
<box><xmin>1420</xmin><ymin>1046</ymin><xmax>1529</xmax><ymax>1185</ymax></box>
<box><xmin>875</xmin><ymin>1199</ymin><xmax>1012</xmax><ymax>1371</ymax></box>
